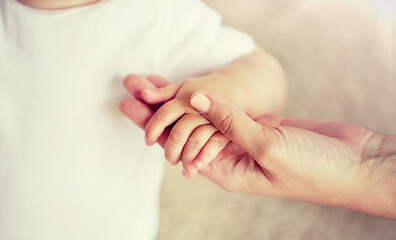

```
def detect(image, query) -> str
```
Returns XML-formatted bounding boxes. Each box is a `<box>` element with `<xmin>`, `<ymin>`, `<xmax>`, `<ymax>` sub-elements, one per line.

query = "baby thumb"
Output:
<box><xmin>190</xmin><ymin>92</ymin><xmax>267</xmax><ymax>158</ymax></box>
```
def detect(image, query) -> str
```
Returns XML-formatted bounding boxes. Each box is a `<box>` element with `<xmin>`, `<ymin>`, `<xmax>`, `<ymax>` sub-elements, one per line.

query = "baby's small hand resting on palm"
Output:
<box><xmin>123</xmin><ymin>47</ymin><xmax>288</xmax><ymax>178</ymax></box>
<box><xmin>125</xmin><ymin>74</ymin><xmax>229</xmax><ymax>178</ymax></box>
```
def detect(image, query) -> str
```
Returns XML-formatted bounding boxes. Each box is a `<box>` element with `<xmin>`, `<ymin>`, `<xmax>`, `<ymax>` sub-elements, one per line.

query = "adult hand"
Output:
<box><xmin>120</xmin><ymin>76</ymin><xmax>396</xmax><ymax>219</ymax></box>
<box><xmin>188</xmin><ymin>91</ymin><xmax>396</xmax><ymax>219</ymax></box>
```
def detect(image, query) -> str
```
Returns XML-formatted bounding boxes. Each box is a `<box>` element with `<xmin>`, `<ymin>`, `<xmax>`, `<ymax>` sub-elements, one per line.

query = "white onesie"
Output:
<box><xmin>0</xmin><ymin>0</ymin><xmax>254</xmax><ymax>239</ymax></box>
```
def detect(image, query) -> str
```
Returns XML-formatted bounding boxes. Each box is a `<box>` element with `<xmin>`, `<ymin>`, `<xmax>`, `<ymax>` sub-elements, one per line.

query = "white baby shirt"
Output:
<box><xmin>0</xmin><ymin>0</ymin><xmax>254</xmax><ymax>239</ymax></box>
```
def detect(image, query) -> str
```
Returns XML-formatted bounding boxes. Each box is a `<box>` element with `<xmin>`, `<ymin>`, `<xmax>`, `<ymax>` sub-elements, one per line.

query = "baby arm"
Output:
<box><xmin>126</xmin><ymin>45</ymin><xmax>287</xmax><ymax>177</ymax></box>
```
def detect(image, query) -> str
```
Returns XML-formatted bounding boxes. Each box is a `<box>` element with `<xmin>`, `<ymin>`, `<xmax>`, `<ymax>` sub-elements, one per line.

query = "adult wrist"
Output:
<box><xmin>360</xmin><ymin>133</ymin><xmax>396</xmax><ymax>218</ymax></box>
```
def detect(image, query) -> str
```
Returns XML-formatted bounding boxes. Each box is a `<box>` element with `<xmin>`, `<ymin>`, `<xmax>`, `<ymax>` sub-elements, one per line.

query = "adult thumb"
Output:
<box><xmin>190</xmin><ymin>91</ymin><xmax>270</xmax><ymax>158</ymax></box>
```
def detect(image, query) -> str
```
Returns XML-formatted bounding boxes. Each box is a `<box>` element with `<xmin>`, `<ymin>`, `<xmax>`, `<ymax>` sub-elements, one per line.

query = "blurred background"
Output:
<box><xmin>157</xmin><ymin>0</ymin><xmax>396</xmax><ymax>239</ymax></box>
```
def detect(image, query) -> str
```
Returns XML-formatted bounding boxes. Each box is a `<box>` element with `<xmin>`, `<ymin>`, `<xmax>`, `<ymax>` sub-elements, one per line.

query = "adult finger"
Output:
<box><xmin>190</xmin><ymin>91</ymin><xmax>275</xmax><ymax>160</ymax></box>
<box><xmin>147</xmin><ymin>74</ymin><xmax>171</xmax><ymax>88</ymax></box>
<box><xmin>119</xmin><ymin>98</ymin><xmax>152</xmax><ymax>129</ymax></box>
<box><xmin>123</xmin><ymin>74</ymin><xmax>156</xmax><ymax>100</ymax></box>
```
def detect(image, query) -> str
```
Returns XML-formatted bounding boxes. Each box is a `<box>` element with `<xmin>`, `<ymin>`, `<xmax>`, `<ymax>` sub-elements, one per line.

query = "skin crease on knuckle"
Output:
<box><xmin>218</xmin><ymin>111</ymin><xmax>234</xmax><ymax>136</ymax></box>
<box><xmin>195</xmin><ymin>135</ymin><xmax>227</xmax><ymax>166</ymax></box>
<box><xmin>182</xmin><ymin>125</ymin><xmax>217</xmax><ymax>157</ymax></box>
<box><xmin>197</xmin><ymin>149</ymin><xmax>216</xmax><ymax>166</ymax></box>
<box><xmin>152</xmin><ymin>108</ymin><xmax>168</xmax><ymax>126</ymax></box>
<box><xmin>146</xmin><ymin>105</ymin><xmax>173</xmax><ymax>142</ymax></box>
<box><xmin>165</xmin><ymin>124</ymin><xmax>192</xmax><ymax>160</ymax></box>
<box><xmin>188</xmin><ymin>126</ymin><xmax>217</xmax><ymax>148</ymax></box>
<box><xmin>147</xmin><ymin>99</ymin><xmax>189</xmax><ymax>141</ymax></box>
<box><xmin>208</xmin><ymin>133</ymin><xmax>227</xmax><ymax>148</ymax></box>
<box><xmin>166</xmin><ymin>117</ymin><xmax>213</xmax><ymax>165</ymax></box>
<box><xmin>195</xmin><ymin>131</ymin><xmax>223</xmax><ymax>155</ymax></box>
<box><xmin>186</xmin><ymin>136</ymin><xmax>204</xmax><ymax>150</ymax></box>
<box><xmin>168</xmin><ymin>129</ymin><xmax>185</xmax><ymax>145</ymax></box>
<box><xmin>165</xmin><ymin>127</ymin><xmax>187</xmax><ymax>162</ymax></box>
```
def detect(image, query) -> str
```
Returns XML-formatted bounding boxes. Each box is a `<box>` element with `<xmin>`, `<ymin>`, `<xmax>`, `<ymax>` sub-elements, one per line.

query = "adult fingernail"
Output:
<box><xmin>190</xmin><ymin>94</ymin><xmax>210</xmax><ymax>113</ymax></box>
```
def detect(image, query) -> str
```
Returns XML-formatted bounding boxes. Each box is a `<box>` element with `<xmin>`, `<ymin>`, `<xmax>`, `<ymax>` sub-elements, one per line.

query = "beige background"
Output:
<box><xmin>157</xmin><ymin>0</ymin><xmax>396</xmax><ymax>239</ymax></box>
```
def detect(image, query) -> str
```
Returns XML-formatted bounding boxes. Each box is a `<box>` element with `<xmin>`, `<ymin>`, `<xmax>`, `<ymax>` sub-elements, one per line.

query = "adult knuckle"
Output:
<box><xmin>218</xmin><ymin>112</ymin><xmax>234</xmax><ymax>136</ymax></box>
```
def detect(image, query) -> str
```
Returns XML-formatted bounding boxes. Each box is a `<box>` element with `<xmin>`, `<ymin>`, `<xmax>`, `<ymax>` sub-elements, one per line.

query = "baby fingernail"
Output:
<box><xmin>190</xmin><ymin>94</ymin><xmax>210</xmax><ymax>113</ymax></box>
<box><xmin>194</xmin><ymin>160</ymin><xmax>203</xmax><ymax>169</ymax></box>
<box><xmin>182</xmin><ymin>169</ymin><xmax>190</xmax><ymax>179</ymax></box>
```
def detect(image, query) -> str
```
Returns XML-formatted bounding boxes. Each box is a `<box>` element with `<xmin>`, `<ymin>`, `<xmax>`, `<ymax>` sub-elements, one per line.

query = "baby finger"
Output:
<box><xmin>194</xmin><ymin>132</ymin><xmax>229</xmax><ymax>170</ymax></box>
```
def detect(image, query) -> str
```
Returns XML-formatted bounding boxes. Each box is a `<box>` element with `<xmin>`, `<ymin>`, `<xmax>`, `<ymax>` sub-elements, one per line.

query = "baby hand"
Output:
<box><xmin>138</xmin><ymin>76</ymin><xmax>230</xmax><ymax>178</ymax></box>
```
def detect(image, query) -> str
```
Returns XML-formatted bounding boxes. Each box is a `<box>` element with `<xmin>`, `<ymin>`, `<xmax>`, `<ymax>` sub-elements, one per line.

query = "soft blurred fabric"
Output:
<box><xmin>157</xmin><ymin>0</ymin><xmax>396</xmax><ymax>239</ymax></box>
